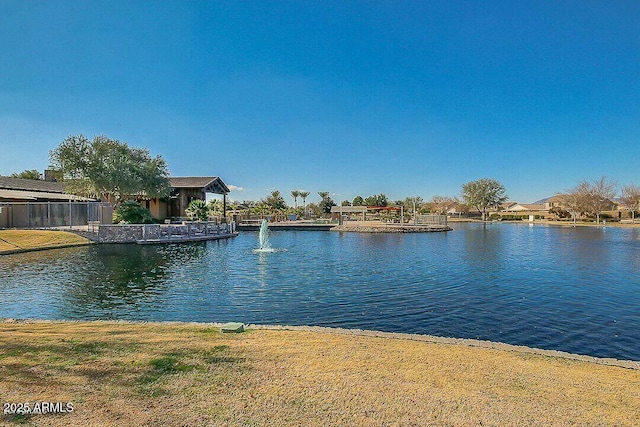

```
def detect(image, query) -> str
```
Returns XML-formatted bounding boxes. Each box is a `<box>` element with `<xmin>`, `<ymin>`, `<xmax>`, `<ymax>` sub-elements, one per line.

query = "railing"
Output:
<box><xmin>0</xmin><ymin>201</ymin><xmax>111</xmax><ymax>229</ymax></box>
<box><xmin>151</xmin><ymin>222</ymin><xmax>235</xmax><ymax>240</ymax></box>
<box><xmin>415</xmin><ymin>214</ymin><xmax>448</xmax><ymax>226</ymax></box>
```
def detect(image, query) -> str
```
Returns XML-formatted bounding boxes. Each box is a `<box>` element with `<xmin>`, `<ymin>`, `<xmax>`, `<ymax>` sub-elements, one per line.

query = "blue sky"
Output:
<box><xmin>1</xmin><ymin>1</ymin><xmax>639</xmax><ymax>204</ymax></box>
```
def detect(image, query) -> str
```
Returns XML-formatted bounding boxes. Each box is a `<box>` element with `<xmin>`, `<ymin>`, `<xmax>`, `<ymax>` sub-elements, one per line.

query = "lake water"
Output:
<box><xmin>1</xmin><ymin>223</ymin><xmax>639</xmax><ymax>361</ymax></box>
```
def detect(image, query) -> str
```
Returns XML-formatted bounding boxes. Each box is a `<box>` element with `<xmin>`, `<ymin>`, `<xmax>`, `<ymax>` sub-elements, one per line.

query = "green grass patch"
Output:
<box><xmin>139</xmin><ymin>353</ymin><xmax>196</xmax><ymax>385</ymax></box>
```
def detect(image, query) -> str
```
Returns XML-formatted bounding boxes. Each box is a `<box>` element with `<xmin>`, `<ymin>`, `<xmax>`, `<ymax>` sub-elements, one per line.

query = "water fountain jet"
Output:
<box><xmin>253</xmin><ymin>219</ymin><xmax>278</xmax><ymax>253</ymax></box>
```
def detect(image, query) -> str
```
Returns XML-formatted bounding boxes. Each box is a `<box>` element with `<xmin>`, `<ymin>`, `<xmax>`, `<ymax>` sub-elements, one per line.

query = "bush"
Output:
<box><xmin>113</xmin><ymin>200</ymin><xmax>154</xmax><ymax>224</ymax></box>
<box><xmin>491</xmin><ymin>214</ymin><xmax>526</xmax><ymax>221</ymax></box>
<box><xmin>549</xmin><ymin>207</ymin><xmax>570</xmax><ymax>219</ymax></box>
<box><xmin>186</xmin><ymin>199</ymin><xmax>209</xmax><ymax>222</ymax></box>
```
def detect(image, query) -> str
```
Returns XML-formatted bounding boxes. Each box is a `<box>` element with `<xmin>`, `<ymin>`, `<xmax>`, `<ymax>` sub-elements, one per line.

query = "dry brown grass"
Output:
<box><xmin>0</xmin><ymin>321</ymin><xmax>638</xmax><ymax>426</ymax></box>
<box><xmin>0</xmin><ymin>230</ymin><xmax>90</xmax><ymax>254</ymax></box>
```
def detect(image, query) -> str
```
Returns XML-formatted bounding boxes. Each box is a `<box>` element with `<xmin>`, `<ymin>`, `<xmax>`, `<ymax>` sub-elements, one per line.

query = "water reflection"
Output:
<box><xmin>61</xmin><ymin>245</ymin><xmax>173</xmax><ymax>317</ymax></box>
<box><xmin>0</xmin><ymin>224</ymin><xmax>639</xmax><ymax>360</ymax></box>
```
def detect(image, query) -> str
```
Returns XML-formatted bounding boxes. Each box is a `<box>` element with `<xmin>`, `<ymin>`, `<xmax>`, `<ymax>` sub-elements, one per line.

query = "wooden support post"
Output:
<box><xmin>222</xmin><ymin>193</ymin><xmax>227</xmax><ymax>223</ymax></box>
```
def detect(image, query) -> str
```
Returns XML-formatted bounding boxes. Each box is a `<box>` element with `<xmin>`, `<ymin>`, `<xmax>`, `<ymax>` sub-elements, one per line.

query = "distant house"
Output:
<box><xmin>543</xmin><ymin>196</ymin><xmax>564</xmax><ymax>211</ymax></box>
<box><xmin>502</xmin><ymin>202</ymin><xmax>545</xmax><ymax>212</ymax></box>
<box><xmin>0</xmin><ymin>176</ymin><xmax>106</xmax><ymax>228</ymax></box>
<box><xmin>543</xmin><ymin>195</ymin><xmax>617</xmax><ymax>212</ymax></box>
<box><xmin>142</xmin><ymin>176</ymin><xmax>230</xmax><ymax>220</ymax></box>
<box><xmin>0</xmin><ymin>176</ymin><xmax>93</xmax><ymax>202</ymax></box>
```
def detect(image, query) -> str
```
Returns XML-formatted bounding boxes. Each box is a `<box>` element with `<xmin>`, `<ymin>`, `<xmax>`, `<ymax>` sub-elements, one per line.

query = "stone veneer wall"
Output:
<box><xmin>332</xmin><ymin>225</ymin><xmax>451</xmax><ymax>233</ymax></box>
<box><xmin>97</xmin><ymin>224</ymin><xmax>148</xmax><ymax>243</ymax></box>
<box><xmin>97</xmin><ymin>223</ymin><xmax>232</xmax><ymax>243</ymax></box>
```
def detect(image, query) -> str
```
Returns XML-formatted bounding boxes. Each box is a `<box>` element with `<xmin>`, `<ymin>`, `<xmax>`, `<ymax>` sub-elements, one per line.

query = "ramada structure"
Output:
<box><xmin>142</xmin><ymin>176</ymin><xmax>230</xmax><ymax>221</ymax></box>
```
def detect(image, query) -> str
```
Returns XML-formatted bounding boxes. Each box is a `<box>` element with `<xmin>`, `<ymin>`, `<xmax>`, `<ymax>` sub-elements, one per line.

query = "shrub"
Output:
<box><xmin>492</xmin><ymin>214</ymin><xmax>526</xmax><ymax>221</ymax></box>
<box><xmin>186</xmin><ymin>199</ymin><xmax>209</xmax><ymax>221</ymax></box>
<box><xmin>113</xmin><ymin>200</ymin><xmax>154</xmax><ymax>224</ymax></box>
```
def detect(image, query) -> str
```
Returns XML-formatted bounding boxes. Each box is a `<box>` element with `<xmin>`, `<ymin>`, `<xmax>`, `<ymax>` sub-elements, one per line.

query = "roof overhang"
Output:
<box><xmin>0</xmin><ymin>189</ymin><xmax>94</xmax><ymax>201</ymax></box>
<box><xmin>168</xmin><ymin>177</ymin><xmax>230</xmax><ymax>194</ymax></box>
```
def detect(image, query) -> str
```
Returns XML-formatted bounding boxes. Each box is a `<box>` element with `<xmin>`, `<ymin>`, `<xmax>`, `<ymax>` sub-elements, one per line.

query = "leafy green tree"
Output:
<box><xmin>318</xmin><ymin>191</ymin><xmax>336</xmax><ymax>214</ymax></box>
<box><xmin>364</xmin><ymin>193</ymin><xmax>388</xmax><ymax>207</ymax></box>
<box><xmin>207</xmin><ymin>199</ymin><xmax>224</xmax><ymax>217</ymax></box>
<box><xmin>113</xmin><ymin>200</ymin><xmax>154</xmax><ymax>224</ymax></box>
<box><xmin>10</xmin><ymin>169</ymin><xmax>43</xmax><ymax>180</ymax></box>
<box><xmin>290</xmin><ymin>190</ymin><xmax>300</xmax><ymax>208</ymax></box>
<box><xmin>305</xmin><ymin>202</ymin><xmax>322</xmax><ymax>217</ymax></box>
<box><xmin>49</xmin><ymin>134</ymin><xmax>171</xmax><ymax>209</ymax></box>
<box><xmin>341</xmin><ymin>200</ymin><xmax>351</xmax><ymax>206</ymax></box>
<box><xmin>186</xmin><ymin>199</ymin><xmax>209</xmax><ymax>221</ymax></box>
<box><xmin>264</xmin><ymin>190</ymin><xmax>287</xmax><ymax>210</ymax></box>
<box><xmin>352</xmin><ymin>195</ymin><xmax>364</xmax><ymax>206</ymax></box>
<box><xmin>461</xmin><ymin>178</ymin><xmax>508</xmax><ymax>221</ymax></box>
<box><xmin>402</xmin><ymin>196</ymin><xmax>423</xmax><ymax>221</ymax></box>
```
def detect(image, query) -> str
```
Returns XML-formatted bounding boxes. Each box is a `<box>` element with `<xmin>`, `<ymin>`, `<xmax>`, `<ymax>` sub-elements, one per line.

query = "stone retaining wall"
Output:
<box><xmin>97</xmin><ymin>223</ymin><xmax>233</xmax><ymax>243</ymax></box>
<box><xmin>332</xmin><ymin>225</ymin><xmax>451</xmax><ymax>233</ymax></box>
<box><xmin>97</xmin><ymin>224</ymin><xmax>146</xmax><ymax>243</ymax></box>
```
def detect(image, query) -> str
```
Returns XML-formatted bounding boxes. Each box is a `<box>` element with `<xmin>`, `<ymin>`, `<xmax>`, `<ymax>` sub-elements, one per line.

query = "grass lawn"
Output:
<box><xmin>1</xmin><ymin>321</ymin><xmax>638</xmax><ymax>426</ymax></box>
<box><xmin>0</xmin><ymin>230</ymin><xmax>91</xmax><ymax>254</ymax></box>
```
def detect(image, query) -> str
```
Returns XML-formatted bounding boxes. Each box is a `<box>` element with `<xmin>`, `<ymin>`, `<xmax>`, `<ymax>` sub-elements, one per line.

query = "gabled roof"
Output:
<box><xmin>168</xmin><ymin>177</ymin><xmax>230</xmax><ymax>194</ymax></box>
<box><xmin>0</xmin><ymin>177</ymin><xmax>64</xmax><ymax>193</ymax></box>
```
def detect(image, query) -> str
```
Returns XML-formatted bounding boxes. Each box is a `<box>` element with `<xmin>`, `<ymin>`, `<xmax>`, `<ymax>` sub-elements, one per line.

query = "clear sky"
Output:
<box><xmin>1</xmin><ymin>1</ymin><xmax>639</xmax><ymax>204</ymax></box>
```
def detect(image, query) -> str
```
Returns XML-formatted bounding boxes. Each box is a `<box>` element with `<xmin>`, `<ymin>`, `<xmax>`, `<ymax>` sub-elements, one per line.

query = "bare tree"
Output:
<box><xmin>559</xmin><ymin>177</ymin><xmax>617</xmax><ymax>225</ymax></box>
<box><xmin>582</xmin><ymin>177</ymin><xmax>617</xmax><ymax>225</ymax></box>
<box><xmin>558</xmin><ymin>184</ymin><xmax>588</xmax><ymax>225</ymax></box>
<box><xmin>621</xmin><ymin>184</ymin><xmax>640</xmax><ymax>223</ymax></box>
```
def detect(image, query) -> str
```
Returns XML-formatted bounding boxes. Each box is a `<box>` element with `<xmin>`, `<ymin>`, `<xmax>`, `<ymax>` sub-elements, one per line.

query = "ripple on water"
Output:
<box><xmin>0</xmin><ymin>224</ymin><xmax>639</xmax><ymax>360</ymax></box>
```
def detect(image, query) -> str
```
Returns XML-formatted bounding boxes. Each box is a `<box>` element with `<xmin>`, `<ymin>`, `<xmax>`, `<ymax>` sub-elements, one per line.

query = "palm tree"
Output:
<box><xmin>299</xmin><ymin>190</ymin><xmax>310</xmax><ymax>211</ymax></box>
<box><xmin>290</xmin><ymin>190</ymin><xmax>300</xmax><ymax>208</ymax></box>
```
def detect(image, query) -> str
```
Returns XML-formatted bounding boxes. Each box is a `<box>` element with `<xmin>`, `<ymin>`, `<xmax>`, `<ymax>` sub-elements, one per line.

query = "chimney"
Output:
<box><xmin>44</xmin><ymin>169</ymin><xmax>62</xmax><ymax>182</ymax></box>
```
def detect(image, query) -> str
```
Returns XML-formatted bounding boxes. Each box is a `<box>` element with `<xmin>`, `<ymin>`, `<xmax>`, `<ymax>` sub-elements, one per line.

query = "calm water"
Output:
<box><xmin>1</xmin><ymin>223</ymin><xmax>639</xmax><ymax>360</ymax></box>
